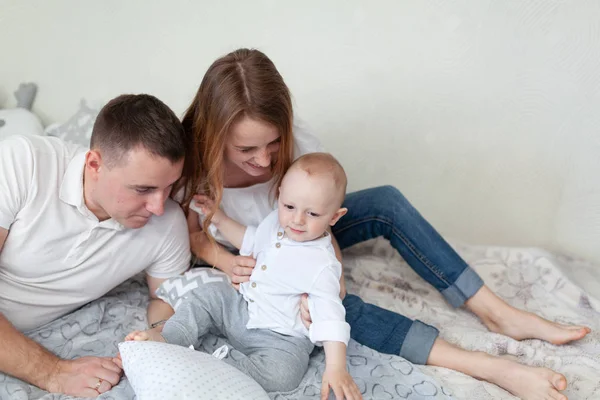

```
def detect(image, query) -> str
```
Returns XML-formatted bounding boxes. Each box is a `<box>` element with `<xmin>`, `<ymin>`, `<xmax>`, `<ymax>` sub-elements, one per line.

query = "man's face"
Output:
<box><xmin>86</xmin><ymin>147</ymin><xmax>184</xmax><ymax>229</ymax></box>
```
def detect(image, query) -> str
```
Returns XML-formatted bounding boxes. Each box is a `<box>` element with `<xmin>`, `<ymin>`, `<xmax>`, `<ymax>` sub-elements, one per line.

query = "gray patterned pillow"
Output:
<box><xmin>44</xmin><ymin>99</ymin><xmax>99</xmax><ymax>147</ymax></box>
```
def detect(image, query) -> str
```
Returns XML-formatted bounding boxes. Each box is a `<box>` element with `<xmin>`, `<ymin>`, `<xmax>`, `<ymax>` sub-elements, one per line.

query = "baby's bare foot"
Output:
<box><xmin>483</xmin><ymin>356</ymin><xmax>568</xmax><ymax>400</ymax></box>
<box><xmin>125</xmin><ymin>328</ymin><xmax>165</xmax><ymax>342</ymax></box>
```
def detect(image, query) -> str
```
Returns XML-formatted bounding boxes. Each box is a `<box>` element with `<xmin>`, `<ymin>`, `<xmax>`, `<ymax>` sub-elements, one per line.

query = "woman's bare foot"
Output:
<box><xmin>481</xmin><ymin>308</ymin><xmax>590</xmax><ymax>345</ymax></box>
<box><xmin>467</xmin><ymin>286</ymin><xmax>591</xmax><ymax>345</ymax></box>
<box><xmin>125</xmin><ymin>328</ymin><xmax>166</xmax><ymax>342</ymax></box>
<box><xmin>428</xmin><ymin>338</ymin><xmax>569</xmax><ymax>400</ymax></box>
<box><xmin>481</xmin><ymin>355</ymin><xmax>568</xmax><ymax>400</ymax></box>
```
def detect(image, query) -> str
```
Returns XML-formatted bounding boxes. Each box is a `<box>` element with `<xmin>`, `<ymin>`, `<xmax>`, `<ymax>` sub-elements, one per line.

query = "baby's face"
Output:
<box><xmin>277</xmin><ymin>168</ymin><xmax>341</xmax><ymax>242</ymax></box>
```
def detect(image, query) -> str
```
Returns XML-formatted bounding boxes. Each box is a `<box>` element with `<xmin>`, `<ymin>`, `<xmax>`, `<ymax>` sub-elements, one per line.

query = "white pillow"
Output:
<box><xmin>119</xmin><ymin>341</ymin><xmax>270</xmax><ymax>400</ymax></box>
<box><xmin>0</xmin><ymin>108</ymin><xmax>44</xmax><ymax>140</ymax></box>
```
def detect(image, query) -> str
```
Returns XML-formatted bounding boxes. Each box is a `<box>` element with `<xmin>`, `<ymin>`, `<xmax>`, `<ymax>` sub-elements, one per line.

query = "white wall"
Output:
<box><xmin>2</xmin><ymin>0</ymin><xmax>599</xmax><ymax>263</ymax></box>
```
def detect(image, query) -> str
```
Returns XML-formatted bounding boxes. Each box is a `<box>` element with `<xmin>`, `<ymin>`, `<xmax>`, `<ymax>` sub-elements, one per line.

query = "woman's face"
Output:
<box><xmin>224</xmin><ymin>116</ymin><xmax>281</xmax><ymax>177</ymax></box>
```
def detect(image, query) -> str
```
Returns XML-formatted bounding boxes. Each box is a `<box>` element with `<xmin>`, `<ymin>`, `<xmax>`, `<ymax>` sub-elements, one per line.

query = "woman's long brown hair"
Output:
<box><xmin>175</xmin><ymin>48</ymin><xmax>294</xmax><ymax>239</ymax></box>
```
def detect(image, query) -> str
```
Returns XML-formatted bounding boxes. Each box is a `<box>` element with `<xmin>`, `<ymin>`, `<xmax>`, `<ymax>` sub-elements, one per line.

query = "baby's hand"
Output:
<box><xmin>192</xmin><ymin>194</ymin><xmax>214</xmax><ymax>215</ymax></box>
<box><xmin>124</xmin><ymin>329</ymin><xmax>165</xmax><ymax>343</ymax></box>
<box><xmin>320</xmin><ymin>366</ymin><xmax>362</xmax><ymax>400</ymax></box>
<box><xmin>192</xmin><ymin>194</ymin><xmax>225</xmax><ymax>224</ymax></box>
<box><xmin>124</xmin><ymin>330</ymin><xmax>151</xmax><ymax>341</ymax></box>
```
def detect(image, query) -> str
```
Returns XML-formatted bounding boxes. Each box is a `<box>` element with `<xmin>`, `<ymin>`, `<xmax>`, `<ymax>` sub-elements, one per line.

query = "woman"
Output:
<box><xmin>178</xmin><ymin>48</ymin><xmax>589</xmax><ymax>400</ymax></box>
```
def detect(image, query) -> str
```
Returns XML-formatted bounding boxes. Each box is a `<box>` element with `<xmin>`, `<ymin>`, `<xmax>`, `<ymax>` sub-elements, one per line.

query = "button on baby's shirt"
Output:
<box><xmin>251</xmin><ymin>282</ymin><xmax>257</xmax><ymax>288</ymax></box>
<box><xmin>277</xmin><ymin>231</ymin><xmax>283</xmax><ymax>237</ymax></box>
<box><xmin>261</xmin><ymin>265</ymin><xmax>267</xmax><ymax>271</ymax></box>
<box><xmin>276</xmin><ymin>243</ymin><xmax>281</xmax><ymax>248</ymax></box>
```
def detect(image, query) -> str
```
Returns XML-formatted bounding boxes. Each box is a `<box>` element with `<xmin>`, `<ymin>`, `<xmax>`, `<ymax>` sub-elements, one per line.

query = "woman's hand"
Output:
<box><xmin>299</xmin><ymin>294</ymin><xmax>313</xmax><ymax>329</ymax></box>
<box><xmin>229</xmin><ymin>255</ymin><xmax>256</xmax><ymax>290</ymax></box>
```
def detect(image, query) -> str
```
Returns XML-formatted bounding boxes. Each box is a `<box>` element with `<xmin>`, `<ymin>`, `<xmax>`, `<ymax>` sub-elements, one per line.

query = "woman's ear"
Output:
<box><xmin>329</xmin><ymin>208</ymin><xmax>348</xmax><ymax>226</ymax></box>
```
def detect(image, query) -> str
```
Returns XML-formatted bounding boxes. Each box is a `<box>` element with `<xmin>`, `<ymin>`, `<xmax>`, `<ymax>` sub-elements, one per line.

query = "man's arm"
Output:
<box><xmin>0</xmin><ymin>228</ymin><xmax>59</xmax><ymax>389</ymax></box>
<box><xmin>0</xmin><ymin>311</ymin><xmax>58</xmax><ymax>390</ymax></box>
<box><xmin>146</xmin><ymin>275</ymin><xmax>175</xmax><ymax>331</ymax></box>
<box><xmin>0</xmin><ymin>228</ymin><xmax>7</xmax><ymax>252</ymax></box>
<box><xmin>143</xmin><ymin>204</ymin><xmax>193</xmax><ymax>330</ymax></box>
<box><xmin>0</xmin><ymin>228</ymin><xmax>121</xmax><ymax>396</ymax></box>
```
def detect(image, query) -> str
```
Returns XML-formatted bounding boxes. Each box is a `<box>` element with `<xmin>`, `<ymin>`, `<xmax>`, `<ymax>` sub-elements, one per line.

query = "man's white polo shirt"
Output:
<box><xmin>238</xmin><ymin>209</ymin><xmax>350</xmax><ymax>346</ymax></box>
<box><xmin>0</xmin><ymin>135</ymin><xmax>190</xmax><ymax>332</ymax></box>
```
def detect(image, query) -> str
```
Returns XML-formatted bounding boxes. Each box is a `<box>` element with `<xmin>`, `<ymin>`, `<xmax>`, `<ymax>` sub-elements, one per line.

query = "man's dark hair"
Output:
<box><xmin>90</xmin><ymin>94</ymin><xmax>187</xmax><ymax>167</ymax></box>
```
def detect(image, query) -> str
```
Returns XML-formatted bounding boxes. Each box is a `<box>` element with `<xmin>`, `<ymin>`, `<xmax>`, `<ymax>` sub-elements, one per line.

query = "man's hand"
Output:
<box><xmin>229</xmin><ymin>255</ymin><xmax>256</xmax><ymax>290</ymax></box>
<box><xmin>320</xmin><ymin>366</ymin><xmax>362</xmax><ymax>400</ymax></box>
<box><xmin>46</xmin><ymin>357</ymin><xmax>122</xmax><ymax>397</ymax></box>
<box><xmin>0</xmin><ymin>313</ymin><xmax>120</xmax><ymax>397</ymax></box>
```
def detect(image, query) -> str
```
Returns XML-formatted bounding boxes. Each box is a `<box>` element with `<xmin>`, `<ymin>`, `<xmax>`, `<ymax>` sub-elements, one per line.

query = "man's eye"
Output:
<box><xmin>135</xmin><ymin>188</ymin><xmax>150</xmax><ymax>194</ymax></box>
<box><xmin>240</xmin><ymin>148</ymin><xmax>253</xmax><ymax>153</ymax></box>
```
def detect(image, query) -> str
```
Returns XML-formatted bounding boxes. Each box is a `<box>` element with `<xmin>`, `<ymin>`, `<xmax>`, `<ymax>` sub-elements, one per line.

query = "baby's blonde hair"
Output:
<box><xmin>287</xmin><ymin>152</ymin><xmax>347</xmax><ymax>207</ymax></box>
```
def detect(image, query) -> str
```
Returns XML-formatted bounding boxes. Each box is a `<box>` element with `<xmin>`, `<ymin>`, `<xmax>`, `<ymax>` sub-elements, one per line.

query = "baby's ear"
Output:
<box><xmin>329</xmin><ymin>208</ymin><xmax>348</xmax><ymax>226</ymax></box>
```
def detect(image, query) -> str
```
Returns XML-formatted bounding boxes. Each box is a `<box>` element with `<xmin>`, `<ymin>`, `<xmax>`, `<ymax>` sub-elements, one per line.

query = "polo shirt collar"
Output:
<box><xmin>59</xmin><ymin>151</ymin><xmax>124</xmax><ymax>231</ymax></box>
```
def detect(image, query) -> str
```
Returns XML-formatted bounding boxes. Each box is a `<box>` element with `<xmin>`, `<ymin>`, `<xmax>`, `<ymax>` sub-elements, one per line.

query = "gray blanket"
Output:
<box><xmin>0</xmin><ymin>273</ymin><xmax>450</xmax><ymax>400</ymax></box>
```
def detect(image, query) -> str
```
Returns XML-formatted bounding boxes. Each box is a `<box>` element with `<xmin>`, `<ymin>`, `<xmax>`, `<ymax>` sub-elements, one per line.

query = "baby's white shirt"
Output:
<box><xmin>238</xmin><ymin>209</ymin><xmax>350</xmax><ymax>346</ymax></box>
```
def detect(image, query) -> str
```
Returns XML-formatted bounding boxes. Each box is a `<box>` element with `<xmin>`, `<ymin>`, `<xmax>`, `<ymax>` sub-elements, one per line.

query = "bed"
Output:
<box><xmin>1</xmin><ymin>237</ymin><xmax>598</xmax><ymax>400</ymax></box>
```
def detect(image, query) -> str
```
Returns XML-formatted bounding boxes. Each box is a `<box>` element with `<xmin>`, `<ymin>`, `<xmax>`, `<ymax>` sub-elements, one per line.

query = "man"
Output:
<box><xmin>0</xmin><ymin>94</ymin><xmax>191</xmax><ymax>397</ymax></box>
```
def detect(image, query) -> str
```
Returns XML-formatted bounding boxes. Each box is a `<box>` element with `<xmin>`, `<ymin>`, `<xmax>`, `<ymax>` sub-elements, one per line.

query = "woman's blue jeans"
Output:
<box><xmin>334</xmin><ymin>185</ymin><xmax>484</xmax><ymax>364</ymax></box>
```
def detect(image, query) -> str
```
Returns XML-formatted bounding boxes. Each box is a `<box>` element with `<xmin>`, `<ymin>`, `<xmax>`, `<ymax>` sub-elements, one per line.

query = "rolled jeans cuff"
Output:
<box><xmin>399</xmin><ymin>319</ymin><xmax>439</xmax><ymax>365</ymax></box>
<box><xmin>441</xmin><ymin>266</ymin><xmax>484</xmax><ymax>308</ymax></box>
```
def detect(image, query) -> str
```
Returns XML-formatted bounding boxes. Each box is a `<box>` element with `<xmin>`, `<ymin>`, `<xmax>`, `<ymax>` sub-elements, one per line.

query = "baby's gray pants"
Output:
<box><xmin>161</xmin><ymin>278</ymin><xmax>314</xmax><ymax>393</ymax></box>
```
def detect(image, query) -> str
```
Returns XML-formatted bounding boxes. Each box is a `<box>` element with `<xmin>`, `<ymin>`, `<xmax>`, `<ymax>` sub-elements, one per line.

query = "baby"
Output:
<box><xmin>126</xmin><ymin>152</ymin><xmax>362</xmax><ymax>400</ymax></box>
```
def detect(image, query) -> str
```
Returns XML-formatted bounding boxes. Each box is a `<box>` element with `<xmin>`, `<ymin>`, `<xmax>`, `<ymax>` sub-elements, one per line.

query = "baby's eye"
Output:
<box><xmin>284</xmin><ymin>204</ymin><xmax>294</xmax><ymax>210</ymax></box>
<box><xmin>308</xmin><ymin>212</ymin><xmax>320</xmax><ymax>217</ymax></box>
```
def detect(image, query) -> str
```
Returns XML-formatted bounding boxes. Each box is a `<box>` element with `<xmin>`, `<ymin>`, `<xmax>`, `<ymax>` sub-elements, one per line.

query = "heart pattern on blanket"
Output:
<box><xmin>391</xmin><ymin>359</ymin><xmax>414</xmax><ymax>375</ymax></box>
<box><xmin>371</xmin><ymin>364</ymin><xmax>395</xmax><ymax>378</ymax></box>
<box><xmin>395</xmin><ymin>383</ymin><xmax>413</xmax><ymax>398</ymax></box>
<box><xmin>60</xmin><ymin>321</ymin><xmax>81</xmax><ymax>340</ymax></box>
<box><xmin>414</xmin><ymin>381</ymin><xmax>439</xmax><ymax>396</ymax></box>
<box><xmin>371</xmin><ymin>383</ymin><xmax>394</xmax><ymax>399</ymax></box>
<box><xmin>2</xmin><ymin>240</ymin><xmax>599</xmax><ymax>400</ymax></box>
